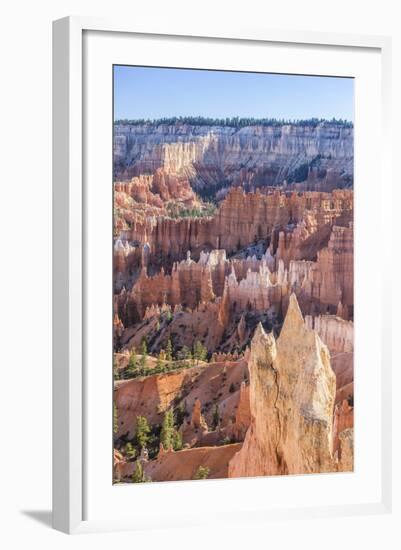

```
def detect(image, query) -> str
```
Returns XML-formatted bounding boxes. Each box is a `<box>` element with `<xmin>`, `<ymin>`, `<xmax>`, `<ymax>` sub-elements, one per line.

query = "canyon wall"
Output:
<box><xmin>116</xmin><ymin>206</ymin><xmax>353</xmax><ymax>328</ymax></box>
<box><xmin>306</xmin><ymin>314</ymin><xmax>354</xmax><ymax>403</ymax></box>
<box><xmin>114</xmin><ymin>187</ymin><xmax>353</xmax><ymax>279</ymax></box>
<box><xmin>114</xmin><ymin>357</ymin><xmax>249</xmax><ymax>441</ymax></box>
<box><xmin>114</xmin><ymin>168</ymin><xmax>197</xmax><ymax>209</ymax></box>
<box><xmin>114</xmin><ymin>122</ymin><xmax>353</xmax><ymax>188</ymax></box>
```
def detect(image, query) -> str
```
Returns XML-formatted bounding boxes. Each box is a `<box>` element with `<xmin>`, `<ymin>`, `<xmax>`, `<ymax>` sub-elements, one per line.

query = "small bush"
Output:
<box><xmin>193</xmin><ymin>465</ymin><xmax>210</xmax><ymax>480</ymax></box>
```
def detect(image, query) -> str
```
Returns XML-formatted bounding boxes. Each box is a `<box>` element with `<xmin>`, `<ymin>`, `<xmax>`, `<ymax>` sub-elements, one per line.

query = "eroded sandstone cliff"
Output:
<box><xmin>114</xmin><ymin>294</ymin><xmax>353</xmax><ymax>483</ymax></box>
<box><xmin>228</xmin><ymin>294</ymin><xmax>352</xmax><ymax>478</ymax></box>
<box><xmin>114</xmin><ymin>122</ymin><xmax>353</xmax><ymax>190</ymax></box>
<box><xmin>114</xmin><ymin>187</ymin><xmax>353</xmax><ymax>274</ymax></box>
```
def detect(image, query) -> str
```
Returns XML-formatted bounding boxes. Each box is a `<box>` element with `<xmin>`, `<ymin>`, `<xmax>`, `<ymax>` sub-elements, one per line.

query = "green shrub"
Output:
<box><xmin>135</xmin><ymin>416</ymin><xmax>151</xmax><ymax>449</ymax></box>
<box><xmin>193</xmin><ymin>340</ymin><xmax>207</xmax><ymax>362</ymax></box>
<box><xmin>193</xmin><ymin>466</ymin><xmax>210</xmax><ymax>480</ymax></box>
<box><xmin>160</xmin><ymin>409</ymin><xmax>175</xmax><ymax>450</ymax></box>
<box><xmin>131</xmin><ymin>460</ymin><xmax>151</xmax><ymax>483</ymax></box>
<box><xmin>125</xmin><ymin>442</ymin><xmax>136</xmax><ymax>460</ymax></box>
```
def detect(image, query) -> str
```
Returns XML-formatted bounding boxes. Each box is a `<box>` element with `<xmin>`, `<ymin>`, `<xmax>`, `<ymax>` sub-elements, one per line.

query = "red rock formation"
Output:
<box><xmin>114</xmin><ymin>358</ymin><xmax>248</xmax><ymax>440</ymax></box>
<box><xmin>222</xmin><ymin>263</ymin><xmax>283</xmax><ymax>318</ymax></box>
<box><xmin>139</xmin><ymin>443</ymin><xmax>243</xmax><ymax>482</ymax></box>
<box><xmin>113</xmin><ymin>313</ymin><xmax>124</xmax><ymax>344</ymax></box>
<box><xmin>114</xmin><ymin>293</ymin><xmax>353</xmax><ymax>481</ymax></box>
<box><xmin>231</xmin><ymin>382</ymin><xmax>251</xmax><ymax>441</ymax></box>
<box><xmin>129</xmin><ymin>252</ymin><xmax>216</xmax><ymax>317</ymax></box>
<box><xmin>113</xmin><ymin>449</ymin><xmax>125</xmax><ymax>481</ymax></box>
<box><xmin>305</xmin><ymin>314</ymin><xmax>354</xmax><ymax>403</ymax></box>
<box><xmin>333</xmin><ymin>399</ymin><xmax>354</xmax><ymax>455</ymax></box>
<box><xmin>114</xmin><ymin>168</ymin><xmax>197</xmax><ymax>208</ymax></box>
<box><xmin>236</xmin><ymin>315</ymin><xmax>247</xmax><ymax>344</ymax></box>
<box><xmin>190</xmin><ymin>398</ymin><xmax>208</xmax><ymax>430</ymax></box>
<box><xmin>180</xmin><ymin>397</ymin><xmax>210</xmax><ymax>447</ymax></box>
<box><xmin>115</xmin><ymin>189</ymin><xmax>353</xmax><ymax>335</ymax></box>
<box><xmin>273</xmin><ymin>222</ymin><xmax>354</xmax><ymax>317</ymax></box>
<box><xmin>115</xmin><ymin>220</ymin><xmax>353</xmax><ymax>360</ymax></box>
<box><xmin>120</xmin><ymin>188</ymin><xmax>353</xmax><ymax>269</ymax></box>
<box><xmin>337</xmin><ymin>428</ymin><xmax>354</xmax><ymax>471</ymax></box>
<box><xmin>315</xmin><ymin>224</ymin><xmax>353</xmax><ymax>312</ymax></box>
<box><xmin>275</xmin><ymin>192</ymin><xmax>353</xmax><ymax>266</ymax></box>
<box><xmin>113</xmin><ymin>122</ymin><xmax>355</xmax><ymax>484</ymax></box>
<box><xmin>228</xmin><ymin>294</ymin><xmax>341</xmax><ymax>478</ymax></box>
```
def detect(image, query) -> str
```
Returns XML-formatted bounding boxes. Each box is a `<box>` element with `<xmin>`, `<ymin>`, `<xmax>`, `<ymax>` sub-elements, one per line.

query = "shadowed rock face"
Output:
<box><xmin>228</xmin><ymin>294</ymin><xmax>341</xmax><ymax>478</ymax></box>
<box><xmin>114</xmin><ymin>122</ymin><xmax>353</xmax><ymax>189</ymax></box>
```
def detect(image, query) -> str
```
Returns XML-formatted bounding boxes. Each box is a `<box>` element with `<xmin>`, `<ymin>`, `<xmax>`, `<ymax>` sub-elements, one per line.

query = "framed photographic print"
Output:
<box><xmin>52</xmin><ymin>17</ymin><xmax>392</xmax><ymax>534</ymax></box>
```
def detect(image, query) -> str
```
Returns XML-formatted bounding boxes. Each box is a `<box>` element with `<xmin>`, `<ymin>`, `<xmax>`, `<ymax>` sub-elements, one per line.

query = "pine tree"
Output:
<box><xmin>156</xmin><ymin>352</ymin><xmax>164</xmax><ymax>371</ymax></box>
<box><xmin>140</xmin><ymin>338</ymin><xmax>148</xmax><ymax>356</ymax></box>
<box><xmin>172</xmin><ymin>430</ymin><xmax>183</xmax><ymax>451</ymax></box>
<box><xmin>131</xmin><ymin>460</ymin><xmax>150</xmax><ymax>483</ymax></box>
<box><xmin>113</xmin><ymin>359</ymin><xmax>120</xmax><ymax>380</ymax></box>
<box><xmin>160</xmin><ymin>409</ymin><xmax>175</xmax><ymax>450</ymax></box>
<box><xmin>178</xmin><ymin>345</ymin><xmax>191</xmax><ymax>362</ymax></box>
<box><xmin>113</xmin><ymin>403</ymin><xmax>118</xmax><ymax>434</ymax></box>
<box><xmin>125</xmin><ymin>442</ymin><xmax>136</xmax><ymax>460</ymax></box>
<box><xmin>116</xmin><ymin>116</ymin><xmax>352</xmax><ymax>130</ymax></box>
<box><xmin>139</xmin><ymin>339</ymin><xmax>147</xmax><ymax>370</ymax></box>
<box><xmin>166</xmin><ymin>338</ymin><xmax>173</xmax><ymax>361</ymax></box>
<box><xmin>127</xmin><ymin>349</ymin><xmax>137</xmax><ymax>374</ymax></box>
<box><xmin>135</xmin><ymin>416</ymin><xmax>150</xmax><ymax>449</ymax></box>
<box><xmin>175</xmin><ymin>401</ymin><xmax>186</xmax><ymax>426</ymax></box>
<box><xmin>193</xmin><ymin>465</ymin><xmax>210</xmax><ymax>480</ymax></box>
<box><xmin>193</xmin><ymin>340</ymin><xmax>207</xmax><ymax>362</ymax></box>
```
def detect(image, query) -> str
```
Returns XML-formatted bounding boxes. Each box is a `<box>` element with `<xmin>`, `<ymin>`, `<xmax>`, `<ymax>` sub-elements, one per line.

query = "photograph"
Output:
<box><xmin>112</xmin><ymin>65</ymin><xmax>354</xmax><ymax>484</ymax></box>
<box><xmin>1</xmin><ymin>1</ymin><xmax>396</xmax><ymax>544</ymax></box>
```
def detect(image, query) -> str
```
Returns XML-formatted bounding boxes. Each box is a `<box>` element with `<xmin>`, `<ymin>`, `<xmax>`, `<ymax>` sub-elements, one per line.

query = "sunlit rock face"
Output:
<box><xmin>114</xmin><ymin>122</ymin><xmax>353</xmax><ymax>188</ymax></box>
<box><xmin>228</xmin><ymin>294</ymin><xmax>343</xmax><ymax>478</ymax></box>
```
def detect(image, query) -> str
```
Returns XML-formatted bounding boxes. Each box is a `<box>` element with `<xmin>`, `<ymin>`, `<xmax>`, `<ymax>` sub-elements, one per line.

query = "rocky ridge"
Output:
<box><xmin>114</xmin><ymin>294</ymin><xmax>353</xmax><ymax>482</ymax></box>
<box><xmin>114</xmin><ymin>122</ymin><xmax>353</xmax><ymax>190</ymax></box>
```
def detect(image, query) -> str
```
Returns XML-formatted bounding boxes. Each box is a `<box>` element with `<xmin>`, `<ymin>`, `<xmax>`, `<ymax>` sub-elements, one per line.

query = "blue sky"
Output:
<box><xmin>114</xmin><ymin>65</ymin><xmax>354</xmax><ymax>122</ymax></box>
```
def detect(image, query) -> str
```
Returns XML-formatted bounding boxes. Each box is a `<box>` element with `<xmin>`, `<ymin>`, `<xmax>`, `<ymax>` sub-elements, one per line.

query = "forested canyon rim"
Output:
<box><xmin>114</xmin><ymin>120</ymin><xmax>353</xmax><ymax>191</ymax></box>
<box><xmin>113</xmin><ymin>117</ymin><xmax>354</xmax><ymax>483</ymax></box>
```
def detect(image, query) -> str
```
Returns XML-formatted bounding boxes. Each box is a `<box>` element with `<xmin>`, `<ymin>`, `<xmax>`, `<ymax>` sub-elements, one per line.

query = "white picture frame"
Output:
<box><xmin>52</xmin><ymin>16</ymin><xmax>393</xmax><ymax>534</ymax></box>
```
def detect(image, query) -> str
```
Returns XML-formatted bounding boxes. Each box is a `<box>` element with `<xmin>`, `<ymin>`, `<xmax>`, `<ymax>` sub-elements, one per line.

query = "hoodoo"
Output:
<box><xmin>228</xmin><ymin>294</ymin><xmax>343</xmax><ymax>477</ymax></box>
